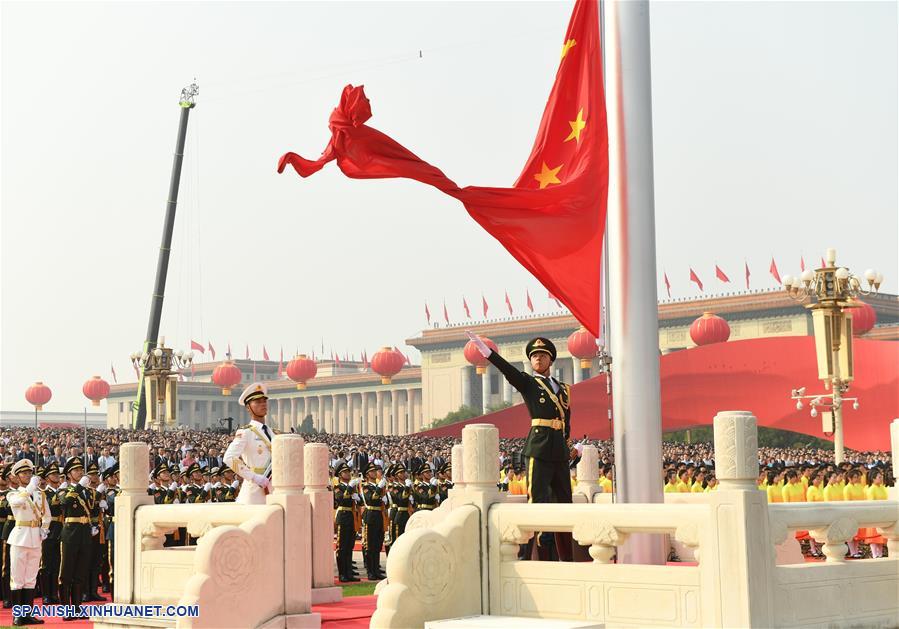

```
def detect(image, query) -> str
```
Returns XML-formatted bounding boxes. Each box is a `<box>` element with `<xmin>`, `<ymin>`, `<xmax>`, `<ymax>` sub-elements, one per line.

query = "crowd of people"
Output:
<box><xmin>0</xmin><ymin>419</ymin><xmax>892</xmax><ymax>614</ymax></box>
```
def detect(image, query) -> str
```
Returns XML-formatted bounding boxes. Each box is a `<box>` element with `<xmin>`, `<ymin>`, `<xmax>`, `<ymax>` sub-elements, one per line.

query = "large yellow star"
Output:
<box><xmin>564</xmin><ymin>109</ymin><xmax>587</xmax><ymax>143</ymax></box>
<box><xmin>534</xmin><ymin>162</ymin><xmax>563</xmax><ymax>189</ymax></box>
<box><xmin>560</xmin><ymin>39</ymin><xmax>577</xmax><ymax>59</ymax></box>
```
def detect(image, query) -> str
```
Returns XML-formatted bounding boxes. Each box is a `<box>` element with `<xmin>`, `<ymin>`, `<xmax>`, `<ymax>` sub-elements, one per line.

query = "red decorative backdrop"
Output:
<box><xmin>420</xmin><ymin>336</ymin><xmax>898</xmax><ymax>452</ymax></box>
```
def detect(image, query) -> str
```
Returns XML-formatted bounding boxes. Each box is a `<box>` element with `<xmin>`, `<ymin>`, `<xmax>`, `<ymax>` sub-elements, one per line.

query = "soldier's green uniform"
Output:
<box><xmin>212</xmin><ymin>466</ymin><xmax>238</xmax><ymax>503</ymax></box>
<box><xmin>101</xmin><ymin>464</ymin><xmax>118</xmax><ymax>597</ymax></box>
<box><xmin>412</xmin><ymin>464</ymin><xmax>439</xmax><ymax>511</ymax></box>
<box><xmin>436</xmin><ymin>463</ymin><xmax>454</xmax><ymax>502</ymax></box>
<box><xmin>387</xmin><ymin>464</ymin><xmax>413</xmax><ymax>551</ymax></box>
<box><xmin>58</xmin><ymin>457</ymin><xmax>92</xmax><ymax>619</ymax></box>
<box><xmin>332</xmin><ymin>463</ymin><xmax>358</xmax><ymax>583</ymax></box>
<box><xmin>360</xmin><ymin>463</ymin><xmax>386</xmax><ymax>580</ymax></box>
<box><xmin>181</xmin><ymin>463</ymin><xmax>209</xmax><ymax>504</ymax></box>
<box><xmin>41</xmin><ymin>463</ymin><xmax>63</xmax><ymax>604</ymax></box>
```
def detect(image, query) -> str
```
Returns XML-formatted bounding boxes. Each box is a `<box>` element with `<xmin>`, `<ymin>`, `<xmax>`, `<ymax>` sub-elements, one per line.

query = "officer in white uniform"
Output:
<box><xmin>8</xmin><ymin>459</ymin><xmax>50</xmax><ymax>625</ymax></box>
<box><xmin>223</xmin><ymin>382</ymin><xmax>274</xmax><ymax>505</ymax></box>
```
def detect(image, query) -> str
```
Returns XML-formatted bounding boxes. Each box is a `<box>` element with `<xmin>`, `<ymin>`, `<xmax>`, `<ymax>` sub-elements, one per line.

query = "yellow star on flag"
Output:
<box><xmin>534</xmin><ymin>162</ymin><xmax>563</xmax><ymax>189</ymax></box>
<box><xmin>560</xmin><ymin>39</ymin><xmax>577</xmax><ymax>59</ymax></box>
<box><xmin>564</xmin><ymin>109</ymin><xmax>587</xmax><ymax>143</ymax></box>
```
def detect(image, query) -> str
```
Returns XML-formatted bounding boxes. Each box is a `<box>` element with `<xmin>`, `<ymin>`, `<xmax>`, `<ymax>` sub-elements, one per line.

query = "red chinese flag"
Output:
<box><xmin>263</xmin><ymin>345</ymin><xmax>270</xmax><ymax>361</ymax></box>
<box><xmin>208</xmin><ymin>342</ymin><xmax>216</xmax><ymax>360</ymax></box>
<box><xmin>482</xmin><ymin>295</ymin><xmax>489</xmax><ymax>318</ymax></box>
<box><xmin>800</xmin><ymin>256</ymin><xmax>806</xmax><ymax>272</ymax></box>
<box><xmin>548</xmin><ymin>290</ymin><xmax>562</xmax><ymax>308</ymax></box>
<box><xmin>689</xmin><ymin>268</ymin><xmax>704</xmax><ymax>292</ymax></box>
<box><xmin>463</xmin><ymin>297</ymin><xmax>471</xmax><ymax>319</ymax></box>
<box><xmin>505</xmin><ymin>291</ymin><xmax>513</xmax><ymax>315</ymax></box>
<box><xmin>245</xmin><ymin>345</ymin><xmax>250</xmax><ymax>360</ymax></box>
<box><xmin>744</xmin><ymin>261</ymin><xmax>751</xmax><ymax>289</ymax></box>
<box><xmin>278</xmin><ymin>0</ymin><xmax>607</xmax><ymax>336</ymax></box>
<box><xmin>663</xmin><ymin>272</ymin><xmax>671</xmax><ymax>298</ymax></box>
<box><xmin>425</xmin><ymin>302</ymin><xmax>431</xmax><ymax>324</ymax></box>
<box><xmin>110</xmin><ymin>363</ymin><xmax>117</xmax><ymax>384</ymax></box>
<box><xmin>526</xmin><ymin>290</ymin><xmax>534</xmax><ymax>313</ymax></box>
<box><xmin>190</xmin><ymin>340</ymin><xmax>205</xmax><ymax>353</ymax></box>
<box><xmin>715</xmin><ymin>265</ymin><xmax>730</xmax><ymax>283</ymax></box>
<box><xmin>769</xmin><ymin>257</ymin><xmax>782</xmax><ymax>285</ymax></box>
<box><xmin>443</xmin><ymin>302</ymin><xmax>449</xmax><ymax>325</ymax></box>
<box><xmin>820</xmin><ymin>257</ymin><xmax>826</xmax><ymax>269</ymax></box>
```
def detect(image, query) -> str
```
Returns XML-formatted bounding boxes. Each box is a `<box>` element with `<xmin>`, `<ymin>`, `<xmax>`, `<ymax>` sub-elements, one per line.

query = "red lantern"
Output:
<box><xmin>690</xmin><ymin>312</ymin><xmax>731</xmax><ymax>346</ymax></box>
<box><xmin>567</xmin><ymin>326</ymin><xmax>598</xmax><ymax>368</ymax></box>
<box><xmin>463</xmin><ymin>336</ymin><xmax>498</xmax><ymax>375</ymax></box>
<box><xmin>212</xmin><ymin>360</ymin><xmax>242</xmax><ymax>395</ymax></box>
<box><xmin>25</xmin><ymin>382</ymin><xmax>52</xmax><ymax>411</ymax></box>
<box><xmin>82</xmin><ymin>376</ymin><xmax>110</xmax><ymax>407</ymax></box>
<box><xmin>850</xmin><ymin>300</ymin><xmax>876</xmax><ymax>336</ymax></box>
<box><xmin>286</xmin><ymin>354</ymin><xmax>317</xmax><ymax>389</ymax></box>
<box><xmin>371</xmin><ymin>347</ymin><xmax>405</xmax><ymax>384</ymax></box>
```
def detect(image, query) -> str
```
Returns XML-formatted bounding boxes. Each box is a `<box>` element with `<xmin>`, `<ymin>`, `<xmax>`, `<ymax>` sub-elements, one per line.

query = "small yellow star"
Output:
<box><xmin>560</xmin><ymin>39</ymin><xmax>577</xmax><ymax>59</ymax></box>
<box><xmin>564</xmin><ymin>109</ymin><xmax>587</xmax><ymax>143</ymax></box>
<box><xmin>534</xmin><ymin>162</ymin><xmax>563</xmax><ymax>189</ymax></box>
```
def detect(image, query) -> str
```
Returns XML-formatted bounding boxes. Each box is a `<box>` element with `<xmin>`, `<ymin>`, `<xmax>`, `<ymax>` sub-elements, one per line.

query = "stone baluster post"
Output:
<box><xmin>304</xmin><ymin>443</ymin><xmax>338</xmax><ymax>600</ymax></box>
<box><xmin>883</xmin><ymin>419</ymin><xmax>899</xmax><ymax>555</ymax></box>
<box><xmin>451</xmin><ymin>444</ymin><xmax>465</xmax><ymax>488</ymax></box>
<box><xmin>574</xmin><ymin>444</ymin><xmax>601</xmax><ymax>501</ymax></box>
<box><xmin>268</xmin><ymin>434</ymin><xmax>313</xmax><ymax>613</ymax></box>
<box><xmin>114</xmin><ymin>442</ymin><xmax>153</xmax><ymax>604</ymax></box>
<box><xmin>705</xmin><ymin>410</ymin><xmax>774</xmax><ymax>628</ymax></box>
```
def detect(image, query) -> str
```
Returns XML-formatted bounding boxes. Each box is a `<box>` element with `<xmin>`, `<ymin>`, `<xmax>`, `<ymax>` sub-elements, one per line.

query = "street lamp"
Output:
<box><xmin>131</xmin><ymin>337</ymin><xmax>194</xmax><ymax>431</ymax></box>
<box><xmin>784</xmin><ymin>248</ymin><xmax>883</xmax><ymax>463</ymax></box>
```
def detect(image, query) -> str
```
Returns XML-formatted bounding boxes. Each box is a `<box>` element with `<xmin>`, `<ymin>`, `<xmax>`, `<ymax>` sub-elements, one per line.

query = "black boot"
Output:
<box><xmin>11</xmin><ymin>589</ymin><xmax>24</xmax><ymax>626</ymax></box>
<box><xmin>21</xmin><ymin>589</ymin><xmax>43</xmax><ymax>625</ymax></box>
<box><xmin>59</xmin><ymin>586</ymin><xmax>75</xmax><ymax>622</ymax></box>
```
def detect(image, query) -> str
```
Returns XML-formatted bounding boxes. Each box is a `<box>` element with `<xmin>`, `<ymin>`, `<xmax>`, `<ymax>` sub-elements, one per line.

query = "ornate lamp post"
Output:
<box><xmin>784</xmin><ymin>248</ymin><xmax>883</xmax><ymax>463</ymax></box>
<box><xmin>130</xmin><ymin>337</ymin><xmax>194</xmax><ymax>431</ymax></box>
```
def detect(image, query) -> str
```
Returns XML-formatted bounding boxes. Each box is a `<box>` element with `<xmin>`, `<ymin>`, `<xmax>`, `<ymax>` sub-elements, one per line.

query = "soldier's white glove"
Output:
<box><xmin>203</xmin><ymin>482</ymin><xmax>212</xmax><ymax>492</ymax></box>
<box><xmin>381</xmin><ymin>496</ymin><xmax>388</xmax><ymax>504</ymax></box>
<box><xmin>91</xmin><ymin>526</ymin><xmax>99</xmax><ymax>537</ymax></box>
<box><xmin>250</xmin><ymin>473</ymin><xmax>272</xmax><ymax>492</ymax></box>
<box><xmin>430</xmin><ymin>478</ymin><xmax>438</xmax><ymax>486</ymax></box>
<box><xmin>378</xmin><ymin>479</ymin><xmax>386</xmax><ymax>489</ymax></box>
<box><xmin>79</xmin><ymin>476</ymin><xmax>91</xmax><ymax>488</ymax></box>
<box><xmin>405</xmin><ymin>479</ymin><xmax>412</xmax><ymax>487</ymax></box>
<box><xmin>99</xmin><ymin>500</ymin><xmax>108</xmax><ymax>510</ymax></box>
<box><xmin>465</xmin><ymin>330</ymin><xmax>492</xmax><ymax>358</ymax></box>
<box><xmin>349</xmin><ymin>477</ymin><xmax>361</xmax><ymax>488</ymax></box>
<box><xmin>26</xmin><ymin>476</ymin><xmax>40</xmax><ymax>492</ymax></box>
<box><xmin>149</xmin><ymin>483</ymin><xmax>157</xmax><ymax>491</ymax></box>
<box><xmin>231</xmin><ymin>480</ymin><xmax>240</xmax><ymax>489</ymax></box>
<box><xmin>97</xmin><ymin>483</ymin><xmax>107</xmax><ymax>493</ymax></box>
<box><xmin>351</xmin><ymin>493</ymin><xmax>360</xmax><ymax>502</ymax></box>
<box><xmin>39</xmin><ymin>528</ymin><xmax>49</xmax><ymax>541</ymax></box>
<box><xmin>169</xmin><ymin>482</ymin><xmax>179</xmax><ymax>491</ymax></box>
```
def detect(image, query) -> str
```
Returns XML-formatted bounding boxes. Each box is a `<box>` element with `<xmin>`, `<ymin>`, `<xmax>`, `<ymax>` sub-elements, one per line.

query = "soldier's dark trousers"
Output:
<box><xmin>2</xmin><ymin>540</ymin><xmax>10</xmax><ymax>605</ymax></box>
<box><xmin>58</xmin><ymin>524</ymin><xmax>91</xmax><ymax>612</ymax></box>
<box><xmin>527</xmin><ymin>456</ymin><xmax>573</xmax><ymax>562</ymax></box>
<box><xmin>392</xmin><ymin>510</ymin><xmax>410</xmax><ymax>548</ymax></box>
<box><xmin>362</xmin><ymin>515</ymin><xmax>384</xmax><ymax>578</ymax></box>
<box><xmin>335</xmin><ymin>513</ymin><xmax>356</xmax><ymax>580</ymax></box>
<box><xmin>41</xmin><ymin>538</ymin><xmax>61</xmax><ymax>602</ymax></box>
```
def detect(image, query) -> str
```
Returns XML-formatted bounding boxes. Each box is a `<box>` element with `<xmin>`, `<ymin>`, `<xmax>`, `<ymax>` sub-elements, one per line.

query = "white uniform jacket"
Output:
<box><xmin>223</xmin><ymin>419</ymin><xmax>273</xmax><ymax>505</ymax></box>
<box><xmin>8</xmin><ymin>485</ymin><xmax>51</xmax><ymax>548</ymax></box>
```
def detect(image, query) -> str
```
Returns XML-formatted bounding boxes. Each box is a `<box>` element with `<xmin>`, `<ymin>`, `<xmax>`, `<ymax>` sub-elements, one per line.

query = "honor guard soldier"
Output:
<box><xmin>58</xmin><ymin>457</ymin><xmax>92</xmax><ymax>620</ymax></box>
<box><xmin>8</xmin><ymin>459</ymin><xmax>50</xmax><ymax>626</ymax></box>
<box><xmin>412</xmin><ymin>464</ymin><xmax>439</xmax><ymax>511</ymax></box>
<box><xmin>83</xmin><ymin>463</ymin><xmax>104</xmax><ymax>602</ymax></box>
<box><xmin>383</xmin><ymin>465</ymin><xmax>397</xmax><ymax>556</ymax></box>
<box><xmin>100</xmin><ymin>464</ymin><xmax>118</xmax><ymax>596</ymax></box>
<box><xmin>213</xmin><ymin>466</ymin><xmax>238</xmax><ymax>503</ymax></box>
<box><xmin>224</xmin><ymin>383</ymin><xmax>274</xmax><ymax>505</ymax></box>
<box><xmin>40</xmin><ymin>463</ymin><xmax>63</xmax><ymax>604</ymax></box>
<box><xmin>333</xmin><ymin>463</ymin><xmax>359</xmax><ymax>583</ymax></box>
<box><xmin>359</xmin><ymin>463</ymin><xmax>386</xmax><ymax>580</ymax></box>
<box><xmin>468</xmin><ymin>332</ymin><xmax>574</xmax><ymax>561</ymax></box>
<box><xmin>181</xmin><ymin>463</ymin><xmax>208</xmax><ymax>504</ymax></box>
<box><xmin>2</xmin><ymin>464</ymin><xmax>21</xmax><ymax>609</ymax></box>
<box><xmin>387</xmin><ymin>464</ymin><xmax>413</xmax><ymax>550</ymax></box>
<box><xmin>436</xmin><ymin>463</ymin><xmax>453</xmax><ymax>502</ymax></box>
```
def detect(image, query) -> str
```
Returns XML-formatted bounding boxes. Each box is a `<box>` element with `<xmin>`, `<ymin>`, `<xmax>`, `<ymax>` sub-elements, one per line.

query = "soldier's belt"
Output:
<box><xmin>90</xmin><ymin>518</ymin><xmax>100</xmax><ymax>524</ymax></box>
<box><xmin>531</xmin><ymin>418</ymin><xmax>564</xmax><ymax>430</ymax></box>
<box><xmin>417</xmin><ymin>505</ymin><xmax>435</xmax><ymax>510</ymax></box>
<box><xmin>364</xmin><ymin>506</ymin><xmax>383</xmax><ymax>511</ymax></box>
<box><xmin>252</xmin><ymin>467</ymin><xmax>266</xmax><ymax>474</ymax></box>
<box><xmin>15</xmin><ymin>520</ymin><xmax>40</xmax><ymax>528</ymax></box>
<box><xmin>335</xmin><ymin>507</ymin><xmax>354</xmax><ymax>512</ymax></box>
<box><xmin>53</xmin><ymin>516</ymin><xmax>64</xmax><ymax>523</ymax></box>
<box><xmin>64</xmin><ymin>517</ymin><xmax>90</xmax><ymax>525</ymax></box>
<box><xmin>5</xmin><ymin>516</ymin><xmax>13</xmax><ymax>521</ymax></box>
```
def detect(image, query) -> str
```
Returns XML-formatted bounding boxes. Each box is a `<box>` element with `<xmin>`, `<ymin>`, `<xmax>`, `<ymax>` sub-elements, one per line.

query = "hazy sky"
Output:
<box><xmin>1</xmin><ymin>1</ymin><xmax>896</xmax><ymax>412</ymax></box>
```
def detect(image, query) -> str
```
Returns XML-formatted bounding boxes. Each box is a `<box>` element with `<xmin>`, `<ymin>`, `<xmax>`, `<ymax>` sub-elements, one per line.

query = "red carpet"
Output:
<box><xmin>315</xmin><ymin>595</ymin><xmax>377</xmax><ymax>628</ymax></box>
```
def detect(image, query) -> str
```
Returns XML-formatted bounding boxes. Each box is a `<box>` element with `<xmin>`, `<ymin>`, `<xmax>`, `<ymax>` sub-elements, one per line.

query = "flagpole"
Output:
<box><xmin>603</xmin><ymin>0</ymin><xmax>666</xmax><ymax>564</ymax></box>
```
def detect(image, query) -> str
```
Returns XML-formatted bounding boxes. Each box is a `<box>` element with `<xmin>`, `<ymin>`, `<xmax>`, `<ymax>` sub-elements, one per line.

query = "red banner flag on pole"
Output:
<box><xmin>443</xmin><ymin>302</ymin><xmax>449</xmax><ymax>325</ymax></box>
<box><xmin>505</xmin><ymin>291</ymin><xmax>513</xmax><ymax>316</ymax></box>
<box><xmin>769</xmin><ymin>257</ymin><xmax>782</xmax><ymax>285</ymax></box>
<box><xmin>548</xmin><ymin>290</ymin><xmax>562</xmax><ymax>308</ymax></box>
<box><xmin>263</xmin><ymin>346</ymin><xmax>270</xmax><ymax>361</ymax></box>
<box><xmin>689</xmin><ymin>268</ymin><xmax>704</xmax><ymax>292</ymax></box>
<box><xmin>110</xmin><ymin>363</ymin><xmax>117</xmax><ymax>384</ymax></box>
<box><xmin>800</xmin><ymin>256</ymin><xmax>806</xmax><ymax>272</ymax></box>
<box><xmin>715</xmin><ymin>265</ymin><xmax>730</xmax><ymax>283</ymax></box>
<box><xmin>278</xmin><ymin>0</ymin><xmax>608</xmax><ymax>336</ymax></box>
<box><xmin>190</xmin><ymin>340</ymin><xmax>205</xmax><ymax>353</ymax></box>
<box><xmin>425</xmin><ymin>302</ymin><xmax>431</xmax><ymax>325</ymax></box>
<box><xmin>227</xmin><ymin>343</ymin><xmax>232</xmax><ymax>358</ymax></box>
<box><xmin>744</xmin><ymin>261</ymin><xmax>751</xmax><ymax>289</ymax></box>
<box><xmin>208</xmin><ymin>342</ymin><xmax>216</xmax><ymax>360</ymax></box>
<box><xmin>482</xmin><ymin>295</ymin><xmax>489</xmax><ymax>318</ymax></box>
<box><xmin>245</xmin><ymin>345</ymin><xmax>250</xmax><ymax>360</ymax></box>
<box><xmin>663</xmin><ymin>272</ymin><xmax>671</xmax><ymax>298</ymax></box>
<box><xmin>526</xmin><ymin>289</ymin><xmax>534</xmax><ymax>313</ymax></box>
<box><xmin>278</xmin><ymin>348</ymin><xmax>284</xmax><ymax>377</ymax></box>
<box><xmin>463</xmin><ymin>297</ymin><xmax>471</xmax><ymax>319</ymax></box>
<box><xmin>820</xmin><ymin>257</ymin><xmax>826</xmax><ymax>269</ymax></box>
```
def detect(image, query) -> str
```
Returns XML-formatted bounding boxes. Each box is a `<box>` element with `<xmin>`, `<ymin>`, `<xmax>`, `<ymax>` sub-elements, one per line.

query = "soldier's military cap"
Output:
<box><xmin>239</xmin><ymin>382</ymin><xmax>268</xmax><ymax>406</ymax></box>
<box><xmin>392</xmin><ymin>463</ymin><xmax>407</xmax><ymax>474</ymax></box>
<box><xmin>151</xmin><ymin>462</ymin><xmax>168</xmax><ymax>478</ymax></box>
<box><xmin>42</xmin><ymin>462</ymin><xmax>60</xmax><ymax>479</ymax></box>
<box><xmin>364</xmin><ymin>461</ymin><xmax>381</xmax><ymax>475</ymax></box>
<box><xmin>439</xmin><ymin>462</ymin><xmax>452</xmax><ymax>475</ymax></box>
<box><xmin>185</xmin><ymin>462</ymin><xmax>202</xmax><ymax>477</ymax></box>
<box><xmin>101</xmin><ymin>463</ymin><xmax>119</xmax><ymax>480</ymax></box>
<box><xmin>219</xmin><ymin>464</ymin><xmax>232</xmax><ymax>475</ymax></box>
<box><xmin>35</xmin><ymin>466</ymin><xmax>45</xmax><ymax>478</ymax></box>
<box><xmin>12</xmin><ymin>459</ymin><xmax>35</xmax><ymax>475</ymax></box>
<box><xmin>526</xmin><ymin>337</ymin><xmax>557</xmax><ymax>361</ymax></box>
<box><xmin>418</xmin><ymin>463</ymin><xmax>433</xmax><ymax>476</ymax></box>
<box><xmin>335</xmin><ymin>462</ymin><xmax>351</xmax><ymax>476</ymax></box>
<box><xmin>86</xmin><ymin>461</ymin><xmax>100</xmax><ymax>476</ymax></box>
<box><xmin>63</xmin><ymin>457</ymin><xmax>84</xmax><ymax>476</ymax></box>
<box><xmin>209</xmin><ymin>466</ymin><xmax>221</xmax><ymax>476</ymax></box>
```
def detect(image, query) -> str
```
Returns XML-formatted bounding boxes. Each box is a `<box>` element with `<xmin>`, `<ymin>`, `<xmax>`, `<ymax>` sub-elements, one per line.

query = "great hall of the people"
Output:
<box><xmin>106</xmin><ymin>289</ymin><xmax>898</xmax><ymax>434</ymax></box>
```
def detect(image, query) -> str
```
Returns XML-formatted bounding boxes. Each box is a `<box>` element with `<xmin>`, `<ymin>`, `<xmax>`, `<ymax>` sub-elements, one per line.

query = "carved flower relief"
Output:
<box><xmin>500</xmin><ymin>523</ymin><xmax>532</xmax><ymax>545</ymax></box>
<box><xmin>572</xmin><ymin>519</ymin><xmax>621</xmax><ymax>547</ymax></box>
<box><xmin>408</xmin><ymin>537</ymin><xmax>455</xmax><ymax>605</ymax></box>
<box><xmin>715</xmin><ymin>421</ymin><xmax>738</xmax><ymax>478</ymax></box>
<box><xmin>209</xmin><ymin>531</ymin><xmax>257</xmax><ymax>593</ymax></box>
<box><xmin>406</xmin><ymin>510</ymin><xmax>435</xmax><ymax>532</ymax></box>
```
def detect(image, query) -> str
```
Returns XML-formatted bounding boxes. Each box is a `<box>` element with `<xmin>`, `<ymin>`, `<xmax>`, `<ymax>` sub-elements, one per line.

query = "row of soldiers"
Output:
<box><xmin>147</xmin><ymin>461</ymin><xmax>240</xmax><ymax>507</ymax></box>
<box><xmin>333</xmin><ymin>460</ymin><xmax>452</xmax><ymax>581</ymax></box>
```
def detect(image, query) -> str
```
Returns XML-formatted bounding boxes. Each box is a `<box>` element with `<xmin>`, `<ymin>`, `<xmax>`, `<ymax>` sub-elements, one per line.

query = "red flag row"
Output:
<box><xmin>426</xmin><ymin>288</ymin><xmax>557</xmax><ymax>325</ymax></box>
<box><xmin>664</xmin><ymin>256</ymin><xmax>824</xmax><ymax>296</ymax></box>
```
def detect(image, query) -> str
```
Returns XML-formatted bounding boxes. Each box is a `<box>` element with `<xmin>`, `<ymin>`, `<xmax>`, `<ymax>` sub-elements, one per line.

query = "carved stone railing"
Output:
<box><xmin>97</xmin><ymin>435</ymin><xmax>324</xmax><ymax>629</ymax></box>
